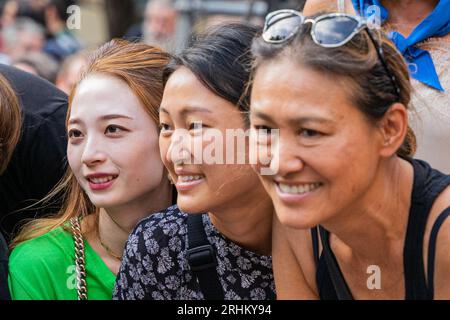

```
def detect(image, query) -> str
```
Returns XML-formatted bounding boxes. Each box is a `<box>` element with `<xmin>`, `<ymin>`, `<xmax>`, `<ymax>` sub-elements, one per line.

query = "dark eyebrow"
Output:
<box><xmin>293</xmin><ymin>117</ymin><xmax>334</xmax><ymax>126</ymax></box>
<box><xmin>68</xmin><ymin>114</ymin><xmax>133</xmax><ymax>125</ymax></box>
<box><xmin>251</xmin><ymin>111</ymin><xmax>275</xmax><ymax>123</ymax></box>
<box><xmin>159</xmin><ymin>106</ymin><xmax>213</xmax><ymax>116</ymax></box>
<box><xmin>252</xmin><ymin>111</ymin><xmax>334</xmax><ymax>126</ymax></box>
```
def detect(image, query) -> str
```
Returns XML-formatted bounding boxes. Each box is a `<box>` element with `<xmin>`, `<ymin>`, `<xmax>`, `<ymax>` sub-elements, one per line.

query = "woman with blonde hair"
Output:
<box><xmin>8</xmin><ymin>39</ymin><xmax>173</xmax><ymax>300</ymax></box>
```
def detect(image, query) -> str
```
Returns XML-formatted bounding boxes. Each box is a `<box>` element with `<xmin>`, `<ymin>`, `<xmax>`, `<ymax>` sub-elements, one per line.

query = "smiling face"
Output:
<box><xmin>250</xmin><ymin>58</ymin><xmax>384</xmax><ymax>229</ymax></box>
<box><xmin>159</xmin><ymin>67</ymin><xmax>264</xmax><ymax>214</ymax></box>
<box><xmin>67</xmin><ymin>73</ymin><xmax>166</xmax><ymax>211</ymax></box>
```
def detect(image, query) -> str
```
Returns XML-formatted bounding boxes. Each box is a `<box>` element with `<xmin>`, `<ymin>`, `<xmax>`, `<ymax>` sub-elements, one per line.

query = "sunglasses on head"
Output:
<box><xmin>262</xmin><ymin>10</ymin><xmax>401</xmax><ymax>100</ymax></box>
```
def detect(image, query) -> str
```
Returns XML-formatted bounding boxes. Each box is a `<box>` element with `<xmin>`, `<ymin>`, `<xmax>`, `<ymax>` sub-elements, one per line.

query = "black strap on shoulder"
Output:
<box><xmin>187</xmin><ymin>214</ymin><xmax>224</xmax><ymax>300</ymax></box>
<box><xmin>0</xmin><ymin>232</ymin><xmax>11</xmax><ymax>300</ymax></box>
<box><xmin>319</xmin><ymin>226</ymin><xmax>353</xmax><ymax>300</ymax></box>
<box><xmin>404</xmin><ymin>160</ymin><xmax>450</xmax><ymax>299</ymax></box>
<box><xmin>311</xmin><ymin>227</ymin><xmax>320</xmax><ymax>266</ymax></box>
<box><xmin>426</xmin><ymin>207</ymin><xmax>450</xmax><ymax>299</ymax></box>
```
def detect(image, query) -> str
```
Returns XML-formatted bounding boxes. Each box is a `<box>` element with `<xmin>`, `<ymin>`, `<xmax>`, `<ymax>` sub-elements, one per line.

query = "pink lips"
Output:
<box><xmin>86</xmin><ymin>173</ymin><xmax>118</xmax><ymax>191</ymax></box>
<box><xmin>274</xmin><ymin>182</ymin><xmax>321</xmax><ymax>205</ymax></box>
<box><xmin>175</xmin><ymin>178</ymin><xmax>204</xmax><ymax>191</ymax></box>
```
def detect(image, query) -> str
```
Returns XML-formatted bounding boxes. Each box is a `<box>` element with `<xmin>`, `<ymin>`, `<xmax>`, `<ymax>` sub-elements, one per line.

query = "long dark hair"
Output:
<box><xmin>163</xmin><ymin>22</ymin><xmax>260</xmax><ymax>125</ymax></box>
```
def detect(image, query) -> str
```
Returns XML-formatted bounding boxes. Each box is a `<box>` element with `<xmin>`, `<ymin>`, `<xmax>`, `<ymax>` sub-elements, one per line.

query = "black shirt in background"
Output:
<box><xmin>0</xmin><ymin>64</ymin><xmax>68</xmax><ymax>241</ymax></box>
<box><xmin>0</xmin><ymin>232</ymin><xmax>10</xmax><ymax>300</ymax></box>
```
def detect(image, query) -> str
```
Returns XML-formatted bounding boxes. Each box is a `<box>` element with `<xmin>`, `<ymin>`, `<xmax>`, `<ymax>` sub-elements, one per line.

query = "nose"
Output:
<box><xmin>166</xmin><ymin>128</ymin><xmax>193</xmax><ymax>165</ymax></box>
<box><xmin>81</xmin><ymin>135</ymin><xmax>108</xmax><ymax>166</ymax></box>
<box><xmin>269</xmin><ymin>137</ymin><xmax>304</xmax><ymax>177</ymax></box>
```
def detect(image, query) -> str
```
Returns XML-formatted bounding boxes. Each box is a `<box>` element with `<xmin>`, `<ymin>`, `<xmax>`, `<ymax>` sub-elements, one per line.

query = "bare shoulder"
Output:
<box><xmin>303</xmin><ymin>0</ymin><xmax>356</xmax><ymax>15</ymax></box>
<box><xmin>272</xmin><ymin>216</ymin><xmax>319</xmax><ymax>299</ymax></box>
<box><xmin>424</xmin><ymin>184</ymin><xmax>450</xmax><ymax>299</ymax></box>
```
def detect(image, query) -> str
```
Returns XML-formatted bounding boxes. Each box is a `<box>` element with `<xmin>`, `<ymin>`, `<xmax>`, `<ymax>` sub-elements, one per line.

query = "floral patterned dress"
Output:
<box><xmin>113</xmin><ymin>205</ymin><xmax>276</xmax><ymax>300</ymax></box>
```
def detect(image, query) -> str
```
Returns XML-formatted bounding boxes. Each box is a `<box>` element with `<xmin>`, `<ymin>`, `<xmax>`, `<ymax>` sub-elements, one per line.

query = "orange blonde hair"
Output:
<box><xmin>12</xmin><ymin>39</ymin><xmax>171</xmax><ymax>248</ymax></box>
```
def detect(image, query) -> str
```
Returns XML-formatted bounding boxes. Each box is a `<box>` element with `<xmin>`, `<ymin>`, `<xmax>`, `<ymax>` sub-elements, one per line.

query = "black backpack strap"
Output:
<box><xmin>187</xmin><ymin>214</ymin><xmax>224</xmax><ymax>300</ymax></box>
<box><xmin>0</xmin><ymin>232</ymin><xmax>11</xmax><ymax>300</ymax></box>
<box><xmin>319</xmin><ymin>226</ymin><xmax>353</xmax><ymax>300</ymax></box>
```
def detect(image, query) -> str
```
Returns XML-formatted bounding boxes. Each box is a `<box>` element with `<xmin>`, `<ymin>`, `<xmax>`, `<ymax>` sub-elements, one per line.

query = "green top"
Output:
<box><xmin>8</xmin><ymin>226</ymin><xmax>116</xmax><ymax>300</ymax></box>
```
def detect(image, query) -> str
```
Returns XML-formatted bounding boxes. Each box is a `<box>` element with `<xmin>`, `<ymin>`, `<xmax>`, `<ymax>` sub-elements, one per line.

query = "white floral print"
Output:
<box><xmin>113</xmin><ymin>205</ymin><xmax>275</xmax><ymax>300</ymax></box>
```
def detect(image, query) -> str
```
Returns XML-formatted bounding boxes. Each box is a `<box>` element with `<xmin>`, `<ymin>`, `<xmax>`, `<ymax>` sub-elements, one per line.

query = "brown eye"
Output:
<box><xmin>299</xmin><ymin>129</ymin><xmax>321</xmax><ymax>137</ymax></box>
<box><xmin>105</xmin><ymin>125</ymin><xmax>124</xmax><ymax>134</ymax></box>
<box><xmin>189</xmin><ymin>122</ymin><xmax>203</xmax><ymax>130</ymax></box>
<box><xmin>68</xmin><ymin>129</ymin><xmax>83</xmax><ymax>139</ymax></box>
<box><xmin>159</xmin><ymin>123</ymin><xmax>172</xmax><ymax>131</ymax></box>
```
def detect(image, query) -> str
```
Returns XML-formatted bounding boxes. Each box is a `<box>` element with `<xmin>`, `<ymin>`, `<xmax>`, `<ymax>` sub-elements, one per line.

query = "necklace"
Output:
<box><xmin>98</xmin><ymin>235</ymin><xmax>123</xmax><ymax>261</ymax></box>
<box><xmin>95</xmin><ymin>213</ymin><xmax>123</xmax><ymax>261</ymax></box>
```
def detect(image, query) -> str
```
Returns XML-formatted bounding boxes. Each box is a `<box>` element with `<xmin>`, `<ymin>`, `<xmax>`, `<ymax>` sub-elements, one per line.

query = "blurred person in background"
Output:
<box><xmin>0</xmin><ymin>0</ymin><xmax>19</xmax><ymax>29</ymax></box>
<box><xmin>0</xmin><ymin>0</ymin><xmax>83</xmax><ymax>61</ymax></box>
<box><xmin>42</xmin><ymin>0</ymin><xmax>83</xmax><ymax>61</ymax></box>
<box><xmin>142</xmin><ymin>0</ymin><xmax>178</xmax><ymax>53</ymax></box>
<box><xmin>304</xmin><ymin>0</ymin><xmax>450</xmax><ymax>173</ymax></box>
<box><xmin>2</xmin><ymin>17</ymin><xmax>45</xmax><ymax>62</ymax></box>
<box><xmin>56</xmin><ymin>50</ymin><xmax>88</xmax><ymax>94</ymax></box>
<box><xmin>12</xmin><ymin>51</ymin><xmax>59</xmax><ymax>83</ymax></box>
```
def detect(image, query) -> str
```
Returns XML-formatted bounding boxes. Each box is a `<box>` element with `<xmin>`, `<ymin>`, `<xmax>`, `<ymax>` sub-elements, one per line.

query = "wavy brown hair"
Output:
<box><xmin>0</xmin><ymin>74</ymin><xmax>22</xmax><ymax>175</ymax></box>
<box><xmin>12</xmin><ymin>39</ymin><xmax>171</xmax><ymax>248</ymax></box>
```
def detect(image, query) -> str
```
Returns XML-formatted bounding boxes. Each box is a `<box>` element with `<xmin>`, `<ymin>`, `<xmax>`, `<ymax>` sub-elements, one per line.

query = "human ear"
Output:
<box><xmin>378</xmin><ymin>103</ymin><xmax>408</xmax><ymax>158</ymax></box>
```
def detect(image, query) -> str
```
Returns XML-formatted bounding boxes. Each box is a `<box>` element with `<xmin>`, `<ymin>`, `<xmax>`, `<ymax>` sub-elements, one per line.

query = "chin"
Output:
<box><xmin>88</xmin><ymin>196</ymin><xmax>122</xmax><ymax>210</ymax></box>
<box><xmin>176</xmin><ymin>196</ymin><xmax>209</xmax><ymax>214</ymax></box>
<box><xmin>276</xmin><ymin>207</ymin><xmax>318</xmax><ymax>230</ymax></box>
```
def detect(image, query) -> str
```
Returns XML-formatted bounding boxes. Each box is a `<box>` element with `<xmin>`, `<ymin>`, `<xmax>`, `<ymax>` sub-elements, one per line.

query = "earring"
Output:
<box><xmin>167</xmin><ymin>173</ymin><xmax>174</xmax><ymax>185</ymax></box>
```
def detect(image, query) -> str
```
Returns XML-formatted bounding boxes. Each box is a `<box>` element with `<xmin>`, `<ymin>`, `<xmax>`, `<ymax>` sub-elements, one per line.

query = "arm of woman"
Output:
<box><xmin>272</xmin><ymin>215</ymin><xmax>318</xmax><ymax>299</ymax></box>
<box><xmin>432</xmin><ymin>207</ymin><xmax>450</xmax><ymax>299</ymax></box>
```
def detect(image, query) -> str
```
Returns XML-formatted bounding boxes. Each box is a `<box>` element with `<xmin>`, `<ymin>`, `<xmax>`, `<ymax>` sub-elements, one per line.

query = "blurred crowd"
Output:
<box><xmin>0</xmin><ymin>0</ymin><xmax>85</xmax><ymax>92</ymax></box>
<box><xmin>0</xmin><ymin>0</ymin><xmax>299</xmax><ymax>95</ymax></box>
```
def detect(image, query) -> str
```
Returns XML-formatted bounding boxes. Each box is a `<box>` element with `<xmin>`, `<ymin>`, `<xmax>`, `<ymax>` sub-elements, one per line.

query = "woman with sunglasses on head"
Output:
<box><xmin>114</xmin><ymin>23</ymin><xmax>276</xmax><ymax>300</ymax></box>
<box><xmin>250</xmin><ymin>10</ymin><xmax>450</xmax><ymax>299</ymax></box>
<box><xmin>8</xmin><ymin>39</ymin><xmax>173</xmax><ymax>300</ymax></box>
<box><xmin>304</xmin><ymin>0</ymin><xmax>450</xmax><ymax>174</ymax></box>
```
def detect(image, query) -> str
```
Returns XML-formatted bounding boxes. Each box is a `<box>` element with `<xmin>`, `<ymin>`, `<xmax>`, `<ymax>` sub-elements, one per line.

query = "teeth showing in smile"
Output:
<box><xmin>178</xmin><ymin>175</ymin><xmax>203</xmax><ymax>183</ymax></box>
<box><xmin>278</xmin><ymin>182</ymin><xmax>321</xmax><ymax>194</ymax></box>
<box><xmin>89</xmin><ymin>176</ymin><xmax>116</xmax><ymax>184</ymax></box>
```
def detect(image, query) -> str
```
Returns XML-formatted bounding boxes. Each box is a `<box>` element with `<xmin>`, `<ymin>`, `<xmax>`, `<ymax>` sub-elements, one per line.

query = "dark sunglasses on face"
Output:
<box><xmin>262</xmin><ymin>10</ymin><xmax>401</xmax><ymax>100</ymax></box>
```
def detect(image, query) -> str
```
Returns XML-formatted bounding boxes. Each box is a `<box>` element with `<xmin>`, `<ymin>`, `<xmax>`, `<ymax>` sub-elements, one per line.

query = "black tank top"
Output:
<box><xmin>313</xmin><ymin>158</ymin><xmax>450</xmax><ymax>300</ymax></box>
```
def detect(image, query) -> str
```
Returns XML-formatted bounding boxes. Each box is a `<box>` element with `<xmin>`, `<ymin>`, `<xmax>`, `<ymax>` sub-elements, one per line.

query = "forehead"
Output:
<box><xmin>70</xmin><ymin>74</ymin><xmax>145</xmax><ymax>120</ymax></box>
<box><xmin>251</xmin><ymin>58</ymin><xmax>356</xmax><ymax>121</ymax></box>
<box><xmin>161</xmin><ymin>67</ymin><xmax>240</xmax><ymax>117</ymax></box>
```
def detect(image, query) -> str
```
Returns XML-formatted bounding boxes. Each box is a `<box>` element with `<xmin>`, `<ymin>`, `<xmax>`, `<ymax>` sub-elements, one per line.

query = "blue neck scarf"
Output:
<box><xmin>351</xmin><ymin>0</ymin><xmax>450</xmax><ymax>92</ymax></box>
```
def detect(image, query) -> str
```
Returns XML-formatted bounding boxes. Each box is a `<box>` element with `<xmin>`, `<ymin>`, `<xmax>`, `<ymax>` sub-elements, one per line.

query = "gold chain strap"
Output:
<box><xmin>70</xmin><ymin>217</ymin><xmax>88</xmax><ymax>300</ymax></box>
